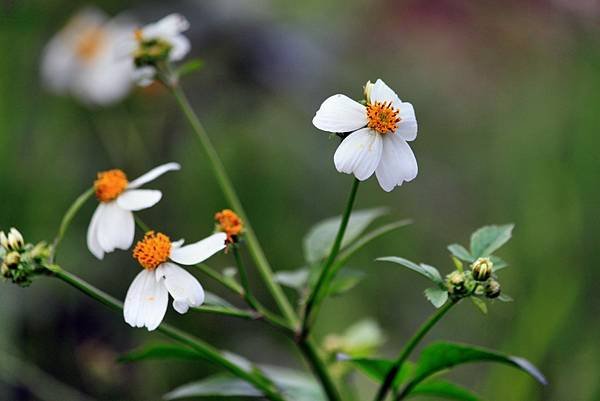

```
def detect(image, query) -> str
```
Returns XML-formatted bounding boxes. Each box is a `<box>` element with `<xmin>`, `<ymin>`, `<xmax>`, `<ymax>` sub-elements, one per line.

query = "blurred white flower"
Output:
<box><xmin>313</xmin><ymin>79</ymin><xmax>418</xmax><ymax>192</ymax></box>
<box><xmin>41</xmin><ymin>7</ymin><xmax>135</xmax><ymax>105</ymax></box>
<box><xmin>124</xmin><ymin>14</ymin><xmax>191</xmax><ymax>86</ymax></box>
<box><xmin>124</xmin><ymin>231</ymin><xmax>227</xmax><ymax>331</ymax></box>
<box><xmin>87</xmin><ymin>162</ymin><xmax>180</xmax><ymax>259</ymax></box>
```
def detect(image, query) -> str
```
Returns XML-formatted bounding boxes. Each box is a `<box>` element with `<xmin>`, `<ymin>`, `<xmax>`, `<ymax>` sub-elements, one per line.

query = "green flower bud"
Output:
<box><xmin>7</xmin><ymin>228</ymin><xmax>24</xmax><ymax>251</ymax></box>
<box><xmin>0</xmin><ymin>231</ymin><xmax>8</xmax><ymax>250</ymax></box>
<box><xmin>446</xmin><ymin>271</ymin><xmax>468</xmax><ymax>296</ymax></box>
<box><xmin>471</xmin><ymin>257</ymin><xmax>493</xmax><ymax>282</ymax></box>
<box><xmin>4</xmin><ymin>251</ymin><xmax>20</xmax><ymax>268</ymax></box>
<box><xmin>485</xmin><ymin>279</ymin><xmax>501</xmax><ymax>299</ymax></box>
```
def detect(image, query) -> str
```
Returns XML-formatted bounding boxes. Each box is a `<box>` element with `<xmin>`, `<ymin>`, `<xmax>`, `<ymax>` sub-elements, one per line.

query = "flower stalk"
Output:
<box><xmin>51</xmin><ymin>187</ymin><xmax>94</xmax><ymax>262</ymax></box>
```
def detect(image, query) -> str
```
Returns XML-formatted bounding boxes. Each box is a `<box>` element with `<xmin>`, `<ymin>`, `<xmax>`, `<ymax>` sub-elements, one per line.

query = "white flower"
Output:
<box><xmin>124</xmin><ymin>231</ymin><xmax>227</xmax><ymax>331</ymax></box>
<box><xmin>87</xmin><ymin>162</ymin><xmax>180</xmax><ymax>260</ymax></box>
<box><xmin>312</xmin><ymin>79</ymin><xmax>418</xmax><ymax>192</ymax></box>
<box><xmin>41</xmin><ymin>7</ymin><xmax>135</xmax><ymax>105</ymax></box>
<box><xmin>124</xmin><ymin>14</ymin><xmax>191</xmax><ymax>86</ymax></box>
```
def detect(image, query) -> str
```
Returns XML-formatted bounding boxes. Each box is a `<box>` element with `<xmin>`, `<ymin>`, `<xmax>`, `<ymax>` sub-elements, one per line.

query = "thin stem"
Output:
<box><xmin>374</xmin><ymin>300</ymin><xmax>457</xmax><ymax>401</ymax></box>
<box><xmin>47</xmin><ymin>265</ymin><xmax>286</xmax><ymax>401</ymax></box>
<box><xmin>51</xmin><ymin>188</ymin><xmax>94</xmax><ymax>262</ymax></box>
<box><xmin>297</xmin><ymin>339</ymin><xmax>343</xmax><ymax>401</ymax></box>
<box><xmin>302</xmin><ymin>178</ymin><xmax>360</xmax><ymax>335</ymax></box>
<box><xmin>133</xmin><ymin>215</ymin><xmax>151</xmax><ymax>233</ymax></box>
<box><xmin>193</xmin><ymin>305</ymin><xmax>259</xmax><ymax>320</ymax></box>
<box><xmin>192</xmin><ymin>263</ymin><xmax>244</xmax><ymax>295</ymax></box>
<box><xmin>168</xmin><ymin>81</ymin><xmax>297</xmax><ymax>325</ymax></box>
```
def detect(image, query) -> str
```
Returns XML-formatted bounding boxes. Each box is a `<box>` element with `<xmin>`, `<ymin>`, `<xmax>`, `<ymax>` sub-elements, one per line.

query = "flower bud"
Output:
<box><xmin>30</xmin><ymin>242</ymin><xmax>51</xmax><ymax>260</ymax></box>
<box><xmin>485</xmin><ymin>279</ymin><xmax>501</xmax><ymax>299</ymax></box>
<box><xmin>7</xmin><ymin>228</ymin><xmax>24</xmax><ymax>251</ymax></box>
<box><xmin>446</xmin><ymin>271</ymin><xmax>468</xmax><ymax>296</ymax></box>
<box><xmin>364</xmin><ymin>80</ymin><xmax>374</xmax><ymax>103</ymax></box>
<box><xmin>0</xmin><ymin>231</ymin><xmax>8</xmax><ymax>250</ymax></box>
<box><xmin>4</xmin><ymin>252</ymin><xmax>20</xmax><ymax>268</ymax></box>
<box><xmin>471</xmin><ymin>257</ymin><xmax>493</xmax><ymax>282</ymax></box>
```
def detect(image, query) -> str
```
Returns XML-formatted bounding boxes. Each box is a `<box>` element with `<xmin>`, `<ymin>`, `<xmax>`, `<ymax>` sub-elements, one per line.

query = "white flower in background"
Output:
<box><xmin>124</xmin><ymin>231</ymin><xmax>227</xmax><ymax>330</ymax></box>
<box><xmin>312</xmin><ymin>79</ymin><xmax>418</xmax><ymax>192</ymax></box>
<box><xmin>124</xmin><ymin>14</ymin><xmax>191</xmax><ymax>86</ymax></box>
<box><xmin>41</xmin><ymin>7</ymin><xmax>135</xmax><ymax>105</ymax></box>
<box><xmin>87</xmin><ymin>162</ymin><xmax>180</xmax><ymax>260</ymax></box>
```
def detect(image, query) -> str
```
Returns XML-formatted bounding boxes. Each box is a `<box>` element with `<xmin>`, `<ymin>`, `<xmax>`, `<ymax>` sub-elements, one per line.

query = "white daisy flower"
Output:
<box><xmin>124</xmin><ymin>231</ymin><xmax>227</xmax><ymax>331</ymax></box>
<box><xmin>124</xmin><ymin>14</ymin><xmax>191</xmax><ymax>86</ymax></box>
<box><xmin>312</xmin><ymin>79</ymin><xmax>418</xmax><ymax>192</ymax></box>
<box><xmin>41</xmin><ymin>7</ymin><xmax>135</xmax><ymax>105</ymax></box>
<box><xmin>87</xmin><ymin>162</ymin><xmax>180</xmax><ymax>260</ymax></box>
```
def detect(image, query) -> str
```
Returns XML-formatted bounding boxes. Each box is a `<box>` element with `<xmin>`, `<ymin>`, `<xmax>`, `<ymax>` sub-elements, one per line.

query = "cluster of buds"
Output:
<box><xmin>1</xmin><ymin>228</ymin><xmax>52</xmax><ymax>287</ymax></box>
<box><xmin>445</xmin><ymin>257</ymin><xmax>501</xmax><ymax>300</ymax></box>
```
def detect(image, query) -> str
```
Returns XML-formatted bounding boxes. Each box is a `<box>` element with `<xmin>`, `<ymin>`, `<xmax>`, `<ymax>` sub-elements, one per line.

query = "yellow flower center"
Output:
<box><xmin>75</xmin><ymin>27</ymin><xmax>107</xmax><ymax>62</ymax></box>
<box><xmin>94</xmin><ymin>169</ymin><xmax>128</xmax><ymax>203</ymax></box>
<box><xmin>133</xmin><ymin>231</ymin><xmax>172</xmax><ymax>270</ymax></box>
<box><xmin>215</xmin><ymin>209</ymin><xmax>244</xmax><ymax>244</ymax></box>
<box><xmin>366</xmin><ymin>101</ymin><xmax>401</xmax><ymax>134</ymax></box>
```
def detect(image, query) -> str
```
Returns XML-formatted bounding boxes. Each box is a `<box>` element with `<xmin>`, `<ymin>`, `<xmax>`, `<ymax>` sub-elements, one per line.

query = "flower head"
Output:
<box><xmin>214</xmin><ymin>209</ymin><xmax>244</xmax><ymax>245</ymax></box>
<box><xmin>41</xmin><ymin>7</ymin><xmax>135</xmax><ymax>105</ymax></box>
<box><xmin>471</xmin><ymin>257</ymin><xmax>493</xmax><ymax>282</ymax></box>
<box><xmin>1</xmin><ymin>228</ymin><xmax>25</xmax><ymax>252</ymax></box>
<box><xmin>124</xmin><ymin>231</ymin><xmax>227</xmax><ymax>331</ymax></box>
<box><xmin>87</xmin><ymin>162</ymin><xmax>180</xmax><ymax>260</ymax></box>
<box><xmin>312</xmin><ymin>79</ymin><xmax>418</xmax><ymax>192</ymax></box>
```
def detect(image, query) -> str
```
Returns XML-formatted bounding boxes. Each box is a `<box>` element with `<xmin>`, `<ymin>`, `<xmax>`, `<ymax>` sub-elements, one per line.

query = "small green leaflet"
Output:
<box><xmin>447</xmin><ymin>244</ymin><xmax>475</xmax><ymax>262</ymax></box>
<box><xmin>424</xmin><ymin>287</ymin><xmax>449</xmax><ymax>308</ymax></box>
<box><xmin>470</xmin><ymin>297</ymin><xmax>488</xmax><ymax>314</ymax></box>
<box><xmin>377</xmin><ymin>256</ymin><xmax>443</xmax><ymax>286</ymax></box>
<box><xmin>410</xmin><ymin>379</ymin><xmax>483</xmax><ymax>401</ymax></box>
<box><xmin>470</xmin><ymin>224</ymin><xmax>514</xmax><ymax>258</ymax></box>
<box><xmin>274</xmin><ymin>268</ymin><xmax>310</xmax><ymax>290</ymax></box>
<box><xmin>342</xmin><ymin>356</ymin><xmax>413</xmax><ymax>390</ymax></box>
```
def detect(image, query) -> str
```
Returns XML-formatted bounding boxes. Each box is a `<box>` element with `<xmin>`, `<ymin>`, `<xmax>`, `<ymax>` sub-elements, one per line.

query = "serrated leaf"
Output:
<box><xmin>405</xmin><ymin>342</ymin><xmax>547</xmax><ymax>394</ymax></box>
<box><xmin>470</xmin><ymin>224</ymin><xmax>514</xmax><ymax>258</ymax></box>
<box><xmin>118</xmin><ymin>343</ymin><xmax>201</xmax><ymax>363</ymax></box>
<box><xmin>176</xmin><ymin>58</ymin><xmax>204</xmax><ymax>78</ymax></box>
<box><xmin>447</xmin><ymin>244</ymin><xmax>475</xmax><ymax>262</ymax></box>
<box><xmin>328</xmin><ymin>268</ymin><xmax>365</xmax><ymax>297</ymax></box>
<box><xmin>274</xmin><ymin>268</ymin><xmax>309</xmax><ymax>290</ymax></box>
<box><xmin>425</xmin><ymin>287</ymin><xmax>449</xmax><ymax>308</ymax></box>
<box><xmin>410</xmin><ymin>379</ymin><xmax>483</xmax><ymax>401</ymax></box>
<box><xmin>204</xmin><ymin>292</ymin><xmax>234</xmax><ymax>308</ymax></box>
<box><xmin>344</xmin><ymin>357</ymin><xmax>414</xmax><ymax>389</ymax></box>
<box><xmin>303</xmin><ymin>208</ymin><xmax>388</xmax><ymax>264</ymax></box>
<box><xmin>164</xmin><ymin>375</ymin><xmax>263</xmax><ymax>399</ymax></box>
<box><xmin>377</xmin><ymin>257</ymin><xmax>443</xmax><ymax>285</ymax></box>
<box><xmin>470</xmin><ymin>297</ymin><xmax>488</xmax><ymax>314</ymax></box>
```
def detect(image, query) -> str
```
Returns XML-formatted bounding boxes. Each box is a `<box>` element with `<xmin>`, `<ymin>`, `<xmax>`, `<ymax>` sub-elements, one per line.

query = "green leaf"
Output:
<box><xmin>204</xmin><ymin>292</ymin><xmax>235</xmax><ymax>308</ymax></box>
<box><xmin>409</xmin><ymin>379</ymin><xmax>483</xmax><ymax>401</ymax></box>
<box><xmin>303</xmin><ymin>207</ymin><xmax>388</xmax><ymax>264</ymax></box>
<box><xmin>470</xmin><ymin>224</ymin><xmax>514</xmax><ymax>258</ymax></box>
<box><xmin>260</xmin><ymin>365</ymin><xmax>325</xmax><ymax>401</ymax></box>
<box><xmin>424</xmin><ymin>287</ymin><xmax>449</xmax><ymax>308</ymax></box>
<box><xmin>344</xmin><ymin>357</ymin><xmax>414</xmax><ymax>389</ymax></box>
<box><xmin>118</xmin><ymin>343</ymin><xmax>201</xmax><ymax>363</ymax></box>
<box><xmin>338</xmin><ymin>319</ymin><xmax>385</xmax><ymax>356</ymax></box>
<box><xmin>447</xmin><ymin>244</ymin><xmax>475</xmax><ymax>262</ymax></box>
<box><xmin>164</xmin><ymin>374</ymin><xmax>263</xmax><ymax>399</ymax></box>
<box><xmin>176</xmin><ymin>58</ymin><xmax>204</xmax><ymax>78</ymax></box>
<box><xmin>497</xmin><ymin>293</ymin><xmax>513</xmax><ymax>302</ymax></box>
<box><xmin>377</xmin><ymin>257</ymin><xmax>443</xmax><ymax>285</ymax></box>
<box><xmin>274</xmin><ymin>268</ymin><xmax>309</xmax><ymax>290</ymax></box>
<box><xmin>406</xmin><ymin>342</ymin><xmax>547</xmax><ymax>393</ymax></box>
<box><xmin>490</xmin><ymin>256</ymin><xmax>508</xmax><ymax>272</ymax></box>
<box><xmin>328</xmin><ymin>268</ymin><xmax>366</xmax><ymax>297</ymax></box>
<box><xmin>470</xmin><ymin>297</ymin><xmax>488</xmax><ymax>314</ymax></box>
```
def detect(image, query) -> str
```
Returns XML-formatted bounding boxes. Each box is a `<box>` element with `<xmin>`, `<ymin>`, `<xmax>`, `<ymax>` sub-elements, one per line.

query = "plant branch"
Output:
<box><xmin>51</xmin><ymin>187</ymin><xmax>94</xmax><ymax>262</ymax></box>
<box><xmin>297</xmin><ymin>338</ymin><xmax>343</xmax><ymax>401</ymax></box>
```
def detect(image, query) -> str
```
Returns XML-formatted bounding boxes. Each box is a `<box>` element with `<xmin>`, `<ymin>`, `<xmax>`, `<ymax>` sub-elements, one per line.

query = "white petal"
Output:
<box><xmin>396</xmin><ymin>102</ymin><xmax>418</xmax><ymax>141</ymax></box>
<box><xmin>375</xmin><ymin>134</ymin><xmax>418</xmax><ymax>192</ymax></box>
<box><xmin>142</xmin><ymin>14</ymin><xmax>189</xmax><ymax>39</ymax></box>
<box><xmin>117</xmin><ymin>189</ymin><xmax>162</xmax><ymax>211</ymax></box>
<box><xmin>156</xmin><ymin>263</ymin><xmax>205</xmax><ymax>314</ymax></box>
<box><xmin>168</xmin><ymin>35</ymin><xmax>191</xmax><ymax>61</ymax></box>
<box><xmin>369</xmin><ymin>79</ymin><xmax>402</xmax><ymax>108</ymax></box>
<box><xmin>127</xmin><ymin>162</ymin><xmax>181</xmax><ymax>189</ymax></box>
<box><xmin>124</xmin><ymin>269</ymin><xmax>169</xmax><ymax>331</ymax></box>
<box><xmin>97</xmin><ymin>202</ymin><xmax>135</xmax><ymax>253</ymax></box>
<box><xmin>86</xmin><ymin>204</ymin><xmax>105</xmax><ymax>259</ymax></box>
<box><xmin>312</xmin><ymin>94</ymin><xmax>367</xmax><ymax>133</ymax></box>
<box><xmin>169</xmin><ymin>233</ymin><xmax>227</xmax><ymax>265</ymax></box>
<box><xmin>172</xmin><ymin>239</ymin><xmax>185</xmax><ymax>248</ymax></box>
<box><xmin>333</xmin><ymin>128</ymin><xmax>383</xmax><ymax>181</ymax></box>
<box><xmin>132</xmin><ymin>66</ymin><xmax>156</xmax><ymax>87</ymax></box>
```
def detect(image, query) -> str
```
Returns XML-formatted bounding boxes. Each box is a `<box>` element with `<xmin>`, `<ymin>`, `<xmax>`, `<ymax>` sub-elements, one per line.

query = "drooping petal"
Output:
<box><xmin>96</xmin><ymin>202</ymin><xmax>135</xmax><ymax>253</ymax></box>
<box><xmin>369</xmin><ymin>79</ymin><xmax>402</xmax><ymax>109</ymax></box>
<box><xmin>142</xmin><ymin>14</ymin><xmax>189</xmax><ymax>39</ymax></box>
<box><xmin>375</xmin><ymin>134</ymin><xmax>418</xmax><ymax>192</ymax></box>
<box><xmin>124</xmin><ymin>269</ymin><xmax>169</xmax><ymax>331</ymax></box>
<box><xmin>156</xmin><ymin>263</ymin><xmax>205</xmax><ymax>314</ymax></box>
<box><xmin>117</xmin><ymin>189</ymin><xmax>162</xmax><ymax>211</ymax></box>
<box><xmin>168</xmin><ymin>35</ymin><xmax>191</xmax><ymax>61</ymax></box>
<box><xmin>396</xmin><ymin>102</ymin><xmax>418</xmax><ymax>141</ymax></box>
<box><xmin>127</xmin><ymin>162</ymin><xmax>181</xmax><ymax>189</ymax></box>
<box><xmin>87</xmin><ymin>204</ymin><xmax>105</xmax><ymax>259</ymax></box>
<box><xmin>169</xmin><ymin>233</ymin><xmax>227</xmax><ymax>265</ymax></box>
<box><xmin>333</xmin><ymin>128</ymin><xmax>383</xmax><ymax>181</ymax></box>
<box><xmin>312</xmin><ymin>94</ymin><xmax>367</xmax><ymax>133</ymax></box>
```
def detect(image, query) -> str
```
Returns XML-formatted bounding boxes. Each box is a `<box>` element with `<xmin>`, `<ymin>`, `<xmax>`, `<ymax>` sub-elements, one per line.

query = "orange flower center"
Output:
<box><xmin>133</xmin><ymin>231</ymin><xmax>172</xmax><ymax>270</ymax></box>
<box><xmin>76</xmin><ymin>27</ymin><xmax>107</xmax><ymax>62</ymax></box>
<box><xmin>94</xmin><ymin>169</ymin><xmax>128</xmax><ymax>202</ymax></box>
<box><xmin>215</xmin><ymin>209</ymin><xmax>244</xmax><ymax>244</ymax></box>
<box><xmin>366</xmin><ymin>101</ymin><xmax>401</xmax><ymax>134</ymax></box>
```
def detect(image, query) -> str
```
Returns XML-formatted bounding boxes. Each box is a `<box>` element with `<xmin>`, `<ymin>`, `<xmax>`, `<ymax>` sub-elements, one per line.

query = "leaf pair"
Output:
<box><xmin>448</xmin><ymin>224</ymin><xmax>513</xmax><ymax>271</ymax></box>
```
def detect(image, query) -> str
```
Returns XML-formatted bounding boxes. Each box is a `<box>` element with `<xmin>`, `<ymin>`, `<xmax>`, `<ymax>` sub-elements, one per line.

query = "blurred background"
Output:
<box><xmin>1</xmin><ymin>0</ymin><xmax>599</xmax><ymax>400</ymax></box>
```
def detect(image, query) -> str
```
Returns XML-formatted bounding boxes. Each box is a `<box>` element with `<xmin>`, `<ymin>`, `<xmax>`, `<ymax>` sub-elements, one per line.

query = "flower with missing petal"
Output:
<box><xmin>41</xmin><ymin>7</ymin><xmax>135</xmax><ymax>105</ymax></box>
<box><xmin>124</xmin><ymin>231</ymin><xmax>227</xmax><ymax>331</ymax></box>
<box><xmin>312</xmin><ymin>79</ymin><xmax>418</xmax><ymax>192</ymax></box>
<box><xmin>87</xmin><ymin>162</ymin><xmax>180</xmax><ymax>259</ymax></box>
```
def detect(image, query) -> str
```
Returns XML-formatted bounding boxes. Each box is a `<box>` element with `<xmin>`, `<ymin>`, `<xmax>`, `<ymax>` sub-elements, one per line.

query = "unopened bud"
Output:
<box><xmin>471</xmin><ymin>257</ymin><xmax>493</xmax><ymax>282</ymax></box>
<box><xmin>446</xmin><ymin>271</ymin><xmax>467</xmax><ymax>296</ymax></box>
<box><xmin>0</xmin><ymin>231</ymin><xmax>8</xmax><ymax>250</ymax></box>
<box><xmin>364</xmin><ymin>80</ymin><xmax>374</xmax><ymax>103</ymax></box>
<box><xmin>4</xmin><ymin>252</ymin><xmax>20</xmax><ymax>268</ymax></box>
<box><xmin>7</xmin><ymin>228</ymin><xmax>24</xmax><ymax>251</ymax></box>
<box><xmin>485</xmin><ymin>279</ymin><xmax>501</xmax><ymax>299</ymax></box>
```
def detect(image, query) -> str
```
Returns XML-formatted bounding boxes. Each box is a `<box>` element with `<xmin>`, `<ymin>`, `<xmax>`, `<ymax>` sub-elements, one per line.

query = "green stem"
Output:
<box><xmin>302</xmin><ymin>178</ymin><xmax>360</xmax><ymax>335</ymax></box>
<box><xmin>168</xmin><ymin>81</ymin><xmax>297</xmax><ymax>325</ymax></box>
<box><xmin>133</xmin><ymin>215</ymin><xmax>151</xmax><ymax>233</ymax></box>
<box><xmin>51</xmin><ymin>188</ymin><xmax>94</xmax><ymax>262</ymax></box>
<box><xmin>47</xmin><ymin>265</ymin><xmax>286</xmax><ymax>401</ymax></box>
<box><xmin>298</xmin><ymin>339</ymin><xmax>343</xmax><ymax>401</ymax></box>
<box><xmin>193</xmin><ymin>305</ymin><xmax>259</xmax><ymax>320</ymax></box>
<box><xmin>192</xmin><ymin>263</ymin><xmax>244</xmax><ymax>295</ymax></box>
<box><xmin>374</xmin><ymin>300</ymin><xmax>457</xmax><ymax>401</ymax></box>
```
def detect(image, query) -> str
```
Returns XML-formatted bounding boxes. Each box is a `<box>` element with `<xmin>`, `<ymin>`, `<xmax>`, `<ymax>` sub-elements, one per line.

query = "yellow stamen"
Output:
<box><xmin>215</xmin><ymin>209</ymin><xmax>244</xmax><ymax>244</ymax></box>
<box><xmin>134</xmin><ymin>28</ymin><xmax>143</xmax><ymax>42</ymax></box>
<box><xmin>75</xmin><ymin>27</ymin><xmax>106</xmax><ymax>62</ymax></box>
<box><xmin>133</xmin><ymin>231</ymin><xmax>172</xmax><ymax>270</ymax></box>
<box><xmin>94</xmin><ymin>169</ymin><xmax>128</xmax><ymax>203</ymax></box>
<box><xmin>366</xmin><ymin>101</ymin><xmax>401</xmax><ymax>134</ymax></box>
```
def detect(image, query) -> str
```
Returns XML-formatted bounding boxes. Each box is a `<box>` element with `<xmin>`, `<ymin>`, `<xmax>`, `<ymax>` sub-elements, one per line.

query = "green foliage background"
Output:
<box><xmin>1</xmin><ymin>0</ymin><xmax>598</xmax><ymax>400</ymax></box>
